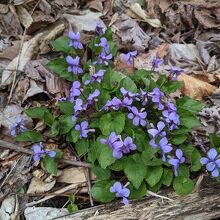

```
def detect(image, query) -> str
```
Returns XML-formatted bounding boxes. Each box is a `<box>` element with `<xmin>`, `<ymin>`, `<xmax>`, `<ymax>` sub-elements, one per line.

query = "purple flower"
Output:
<box><xmin>151</xmin><ymin>56</ymin><xmax>163</xmax><ymax>71</ymax></box>
<box><xmin>66</xmin><ymin>56</ymin><xmax>83</xmax><ymax>75</ymax></box>
<box><xmin>168</xmin><ymin>64</ymin><xmax>183</xmax><ymax>80</ymax></box>
<box><xmin>33</xmin><ymin>144</ymin><xmax>56</xmax><ymax>161</ymax></box>
<box><xmin>128</xmin><ymin>107</ymin><xmax>147</xmax><ymax>126</ymax></box>
<box><xmin>75</xmin><ymin>121</ymin><xmax>95</xmax><ymax>138</ymax></box>
<box><xmin>120</xmin><ymin>87</ymin><xmax>136</xmax><ymax>102</ymax></box>
<box><xmin>148</xmin><ymin>88</ymin><xmax>164</xmax><ymax>110</ymax></box>
<box><xmin>95</xmin><ymin>23</ymin><xmax>105</xmax><ymax>36</ymax></box>
<box><xmin>168</xmin><ymin>149</ymin><xmax>185</xmax><ymax>176</ymax></box>
<box><xmin>122</xmin><ymin>137</ymin><xmax>136</xmax><ymax>153</ymax></box>
<box><xmin>84</xmin><ymin>69</ymin><xmax>104</xmax><ymax>85</ymax></box>
<box><xmin>148</xmin><ymin>121</ymin><xmax>166</xmax><ymax>139</ymax></box>
<box><xmin>56</xmin><ymin>97</ymin><xmax>67</xmax><ymax>102</ymax></box>
<box><xmin>123</xmin><ymin>50</ymin><xmax>137</xmax><ymax>66</ymax></box>
<box><xmin>68</xmin><ymin>31</ymin><xmax>83</xmax><ymax>49</ymax></box>
<box><xmin>155</xmin><ymin>137</ymin><xmax>173</xmax><ymax>161</ymax></box>
<box><xmin>94</xmin><ymin>52</ymin><xmax>112</xmax><ymax>66</ymax></box>
<box><xmin>70</xmin><ymin>81</ymin><xmax>83</xmax><ymax>103</ymax></box>
<box><xmin>121</xmin><ymin>97</ymin><xmax>132</xmax><ymax>109</ymax></box>
<box><xmin>74</xmin><ymin>98</ymin><xmax>86</xmax><ymax>116</ymax></box>
<box><xmin>167</xmin><ymin>102</ymin><xmax>177</xmax><ymax>112</ymax></box>
<box><xmin>110</xmin><ymin>182</ymin><xmax>130</xmax><ymax>205</ymax></box>
<box><xmin>162</xmin><ymin>110</ymin><xmax>180</xmax><ymax>130</ymax></box>
<box><xmin>86</xmin><ymin>89</ymin><xmax>100</xmax><ymax>105</ymax></box>
<box><xmin>139</xmin><ymin>89</ymin><xmax>149</xmax><ymax>106</ymax></box>
<box><xmin>10</xmin><ymin>115</ymin><xmax>27</xmax><ymax>137</ymax></box>
<box><xmin>95</xmin><ymin>37</ymin><xmax>110</xmax><ymax>54</ymax></box>
<box><xmin>102</xmin><ymin>97</ymin><xmax>122</xmax><ymax>111</ymax></box>
<box><xmin>200</xmin><ymin>148</ymin><xmax>220</xmax><ymax>177</ymax></box>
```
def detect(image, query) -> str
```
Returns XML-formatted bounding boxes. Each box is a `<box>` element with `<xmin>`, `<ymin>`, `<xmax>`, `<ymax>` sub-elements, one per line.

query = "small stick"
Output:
<box><xmin>0</xmin><ymin>140</ymin><xmax>90</xmax><ymax>168</ymax></box>
<box><xmin>26</xmin><ymin>183</ymin><xmax>86</xmax><ymax>207</ymax></box>
<box><xmin>147</xmin><ymin>190</ymin><xmax>174</xmax><ymax>202</ymax></box>
<box><xmin>85</xmin><ymin>166</ymin><xmax>94</xmax><ymax>206</ymax></box>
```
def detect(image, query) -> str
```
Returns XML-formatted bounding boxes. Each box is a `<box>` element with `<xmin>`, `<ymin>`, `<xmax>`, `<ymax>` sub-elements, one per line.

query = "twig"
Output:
<box><xmin>7</xmin><ymin>0</ymin><xmax>41</xmax><ymax>104</ymax></box>
<box><xmin>147</xmin><ymin>190</ymin><xmax>174</xmax><ymax>202</ymax></box>
<box><xmin>0</xmin><ymin>140</ymin><xmax>90</xmax><ymax>168</ymax></box>
<box><xmin>26</xmin><ymin>183</ymin><xmax>86</xmax><ymax>207</ymax></box>
<box><xmin>85</xmin><ymin>165</ymin><xmax>94</xmax><ymax>206</ymax></box>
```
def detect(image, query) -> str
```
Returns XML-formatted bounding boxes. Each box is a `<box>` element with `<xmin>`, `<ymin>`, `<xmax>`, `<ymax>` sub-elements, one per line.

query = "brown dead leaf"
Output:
<box><xmin>178</xmin><ymin>73</ymin><xmax>217</xmax><ymax>100</ymax></box>
<box><xmin>16</xmin><ymin>5</ymin><xmax>33</xmax><ymax>29</ymax></box>
<box><xmin>27</xmin><ymin>177</ymin><xmax>56</xmax><ymax>194</ymax></box>
<box><xmin>87</xmin><ymin>0</ymin><xmax>104</xmax><ymax>12</ymax></box>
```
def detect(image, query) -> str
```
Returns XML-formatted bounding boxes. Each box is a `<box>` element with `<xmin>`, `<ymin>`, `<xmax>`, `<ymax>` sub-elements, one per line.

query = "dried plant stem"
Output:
<box><xmin>147</xmin><ymin>190</ymin><xmax>174</xmax><ymax>202</ymax></box>
<box><xmin>0</xmin><ymin>140</ymin><xmax>90</xmax><ymax>168</ymax></box>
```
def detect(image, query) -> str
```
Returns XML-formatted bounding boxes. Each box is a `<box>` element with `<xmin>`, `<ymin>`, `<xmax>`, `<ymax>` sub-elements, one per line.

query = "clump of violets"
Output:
<box><xmin>33</xmin><ymin>144</ymin><xmax>56</xmax><ymax>161</ymax></box>
<box><xmin>68</xmin><ymin>31</ymin><xmax>83</xmax><ymax>49</ymax></box>
<box><xmin>110</xmin><ymin>182</ymin><xmax>130</xmax><ymax>205</ymax></box>
<box><xmin>128</xmin><ymin>107</ymin><xmax>147</xmax><ymax>126</ymax></box>
<box><xmin>75</xmin><ymin>121</ymin><xmax>95</xmax><ymax>138</ymax></box>
<box><xmin>168</xmin><ymin>149</ymin><xmax>185</xmax><ymax>176</ymax></box>
<box><xmin>123</xmin><ymin>50</ymin><xmax>137</xmax><ymax>66</ymax></box>
<box><xmin>10</xmin><ymin>115</ymin><xmax>27</xmax><ymax>137</ymax></box>
<box><xmin>200</xmin><ymin>148</ymin><xmax>220</xmax><ymax>177</ymax></box>
<box><xmin>168</xmin><ymin>64</ymin><xmax>183</xmax><ymax>80</ymax></box>
<box><xmin>66</xmin><ymin>56</ymin><xmax>83</xmax><ymax>75</ymax></box>
<box><xmin>148</xmin><ymin>88</ymin><xmax>165</xmax><ymax>110</ymax></box>
<box><xmin>151</xmin><ymin>56</ymin><xmax>163</xmax><ymax>71</ymax></box>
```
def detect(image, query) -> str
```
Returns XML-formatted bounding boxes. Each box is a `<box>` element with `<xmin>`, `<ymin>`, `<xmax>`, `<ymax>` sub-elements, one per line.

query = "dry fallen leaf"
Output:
<box><xmin>27</xmin><ymin>177</ymin><xmax>56</xmax><ymax>194</ymax></box>
<box><xmin>178</xmin><ymin>73</ymin><xmax>217</xmax><ymax>100</ymax></box>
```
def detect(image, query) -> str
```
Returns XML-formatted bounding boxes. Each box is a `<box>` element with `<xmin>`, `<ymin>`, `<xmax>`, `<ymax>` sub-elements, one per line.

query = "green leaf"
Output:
<box><xmin>171</xmin><ymin>127</ymin><xmax>191</xmax><ymax>135</ymax></box>
<box><xmin>50</xmin><ymin>120</ymin><xmax>59</xmax><ymax>137</ymax></box>
<box><xmin>145</xmin><ymin>166</ymin><xmax>163</xmax><ymax>187</ymax></box>
<box><xmin>43</xmin><ymin>155</ymin><xmax>57</xmax><ymax>175</ymax></box>
<box><xmin>91</xmin><ymin>164</ymin><xmax>111</xmax><ymax>180</ymax></box>
<box><xmin>88</xmin><ymin>141</ymin><xmax>99</xmax><ymax>163</ymax></box>
<box><xmin>124</xmin><ymin>157</ymin><xmax>147</xmax><ymax>189</ymax></box>
<box><xmin>67</xmin><ymin>204</ymin><xmax>78</xmax><ymax>213</ymax></box>
<box><xmin>68</xmin><ymin>195</ymin><xmax>75</xmax><ymax>202</ymax></box>
<box><xmin>16</xmin><ymin>131</ymin><xmax>43</xmax><ymax>142</ymax></box>
<box><xmin>162</xmin><ymin>80</ymin><xmax>182</xmax><ymax>94</ymax></box>
<box><xmin>97</xmin><ymin>89</ymin><xmax>111</xmax><ymax>108</ymax></box>
<box><xmin>134</xmin><ymin>128</ymin><xmax>149</xmax><ymax>152</ymax></box>
<box><xmin>43</xmin><ymin>111</ymin><xmax>54</xmax><ymax>126</ymax></box>
<box><xmin>54</xmin><ymin>149</ymin><xmax>62</xmax><ymax>159</ymax></box>
<box><xmin>170</xmin><ymin>134</ymin><xmax>187</xmax><ymax>145</ymax></box>
<box><xmin>57</xmin><ymin>101</ymin><xmax>74</xmax><ymax>115</ymax></box>
<box><xmin>71</xmin><ymin>130</ymin><xmax>80</xmax><ymax>143</ymax></box>
<box><xmin>75</xmin><ymin>139</ymin><xmax>90</xmax><ymax>156</ymax></box>
<box><xmin>58</xmin><ymin>115</ymin><xmax>75</xmax><ymax>135</ymax></box>
<box><xmin>120</xmin><ymin>76</ymin><xmax>137</xmax><ymax>93</ymax></box>
<box><xmin>47</xmin><ymin>58</ymin><xmax>75</xmax><ymax>82</ymax></box>
<box><xmin>173</xmin><ymin>176</ymin><xmax>194</xmax><ymax>195</ymax></box>
<box><xmin>178</xmin><ymin>109</ymin><xmax>200</xmax><ymax>128</ymax></box>
<box><xmin>25</xmin><ymin>107</ymin><xmax>48</xmax><ymax>119</ymax></box>
<box><xmin>209</xmin><ymin>133</ymin><xmax>220</xmax><ymax>149</ymax></box>
<box><xmin>129</xmin><ymin>182</ymin><xmax>147</xmax><ymax>199</ymax></box>
<box><xmin>141</xmin><ymin>148</ymin><xmax>162</xmax><ymax>166</ymax></box>
<box><xmin>178</xmin><ymin>165</ymin><xmax>190</xmax><ymax>178</ymax></box>
<box><xmin>102</xmin><ymin>70</ymin><xmax>121</xmax><ymax>90</ymax></box>
<box><xmin>91</xmin><ymin>180</ymin><xmax>115</xmax><ymax>202</ymax></box>
<box><xmin>176</xmin><ymin>97</ymin><xmax>204</xmax><ymax>114</ymax></box>
<box><xmin>133</xmin><ymin>69</ymin><xmax>151</xmax><ymax>82</ymax></box>
<box><xmin>98</xmin><ymin>144</ymin><xmax>115</xmax><ymax>169</ymax></box>
<box><xmin>110</xmin><ymin>157</ymin><xmax>127</xmax><ymax>171</ymax></box>
<box><xmin>162</xmin><ymin>169</ymin><xmax>173</xmax><ymax>186</ymax></box>
<box><xmin>99</xmin><ymin>112</ymin><xmax>125</xmax><ymax>136</ymax></box>
<box><xmin>156</xmin><ymin>75</ymin><xmax>167</xmax><ymax>88</ymax></box>
<box><xmin>51</xmin><ymin>36</ymin><xmax>71</xmax><ymax>53</ymax></box>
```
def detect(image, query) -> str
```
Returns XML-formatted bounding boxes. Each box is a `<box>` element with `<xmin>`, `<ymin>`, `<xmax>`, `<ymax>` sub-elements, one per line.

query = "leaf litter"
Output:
<box><xmin>0</xmin><ymin>0</ymin><xmax>220</xmax><ymax>218</ymax></box>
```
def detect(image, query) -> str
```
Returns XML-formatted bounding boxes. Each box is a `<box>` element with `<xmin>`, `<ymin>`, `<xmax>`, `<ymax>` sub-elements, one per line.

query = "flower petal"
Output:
<box><xmin>208</xmin><ymin>148</ymin><xmax>217</xmax><ymax>160</ymax></box>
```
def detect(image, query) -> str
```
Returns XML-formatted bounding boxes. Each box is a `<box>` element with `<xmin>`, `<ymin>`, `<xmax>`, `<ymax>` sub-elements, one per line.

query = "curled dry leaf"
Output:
<box><xmin>27</xmin><ymin>177</ymin><xmax>56</xmax><ymax>194</ymax></box>
<box><xmin>16</xmin><ymin>5</ymin><xmax>33</xmax><ymax>29</ymax></box>
<box><xmin>178</xmin><ymin>73</ymin><xmax>217</xmax><ymax>100</ymax></box>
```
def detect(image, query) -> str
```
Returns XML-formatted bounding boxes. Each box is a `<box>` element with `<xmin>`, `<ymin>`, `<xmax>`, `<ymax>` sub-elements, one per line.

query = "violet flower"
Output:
<box><xmin>121</xmin><ymin>97</ymin><xmax>132</xmax><ymax>109</ymax></box>
<box><xmin>95</xmin><ymin>23</ymin><xmax>105</xmax><ymax>36</ymax></box>
<box><xmin>154</xmin><ymin>137</ymin><xmax>173</xmax><ymax>161</ymax></box>
<box><xmin>86</xmin><ymin>89</ymin><xmax>100</xmax><ymax>105</ymax></box>
<box><xmin>95</xmin><ymin>37</ymin><xmax>110</xmax><ymax>54</ymax></box>
<box><xmin>162</xmin><ymin>110</ymin><xmax>180</xmax><ymax>131</ymax></box>
<box><xmin>110</xmin><ymin>182</ymin><xmax>130</xmax><ymax>205</ymax></box>
<box><xmin>84</xmin><ymin>69</ymin><xmax>104</xmax><ymax>85</ymax></box>
<box><xmin>139</xmin><ymin>89</ymin><xmax>149</xmax><ymax>106</ymax></box>
<box><xmin>102</xmin><ymin>97</ymin><xmax>122</xmax><ymax>111</ymax></box>
<box><xmin>168</xmin><ymin>149</ymin><xmax>185</xmax><ymax>176</ymax></box>
<box><xmin>56</xmin><ymin>97</ymin><xmax>67</xmax><ymax>102</ymax></box>
<box><xmin>74</xmin><ymin>98</ymin><xmax>86</xmax><ymax>116</ymax></box>
<box><xmin>200</xmin><ymin>148</ymin><xmax>220</xmax><ymax>177</ymax></box>
<box><xmin>68</xmin><ymin>31</ymin><xmax>83</xmax><ymax>49</ymax></box>
<box><xmin>33</xmin><ymin>144</ymin><xmax>56</xmax><ymax>161</ymax></box>
<box><xmin>70</xmin><ymin>81</ymin><xmax>83</xmax><ymax>103</ymax></box>
<box><xmin>151</xmin><ymin>56</ymin><xmax>163</xmax><ymax>71</ymax></box>
<box><xmin>128</xmin><ymin>107</ymin><xmax>147</xmax><ymax>126</ymax></box>
<box><xmin>10</xmin><ymin>115</ymin><xmax>27</xmax><ymax>137</ymax></box>
<box><xmin>75</xmin><ymin>121</ymin><xmax>95</xmax><ymax>138</ymax></box>
<box><xmin>120</xmin><ymin>87</ymin><xmax>136</xmax><ymax>102</ymax></box>
<box><xmin>148</xmin><ymin>88</ymin><xmax>164</xmax><ymax>110</ymax></box>
<box><xmin>122</xmin><ymin>137</ymin><xmax>136</xmax><ymax>154</ymax></box>
<box><xmin>168</xmin><ymin>64</ymin><xmax>183</xmax><ymax>80</ymax></box>
<box><xmin>94</xmin><ymin>52</ymin><xmax>112</xmax><ymax>66</ymax></box>
<box><xmin>123</xmin><ymin>50</ymin><xmax>137</xmax><ymax>66</ymax></box>
<box><xmin>66</xmin><ymin>55</ymin><xmax>83</xmax><ymax>75</ymax></box>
